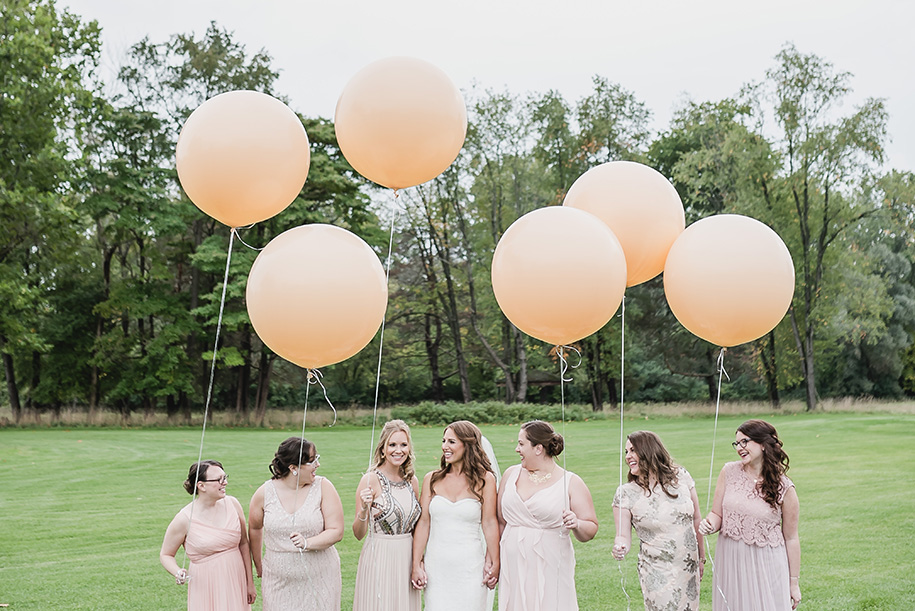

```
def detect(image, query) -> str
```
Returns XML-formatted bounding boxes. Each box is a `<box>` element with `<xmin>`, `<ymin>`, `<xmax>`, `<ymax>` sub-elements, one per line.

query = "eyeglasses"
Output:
<box><xmin>304</xmin><ymin>454</ymin><xmax>320</xmax><ymax>466</ymax></box>
<box><xmin>732</xmin><ymin>438</ymin><xmax>751</xmax><ymax>450</ymax></box>
<box><xmin>201</xmin><ymin>475</ymin><xmax>228</xmax><ymax>484</ymax></box>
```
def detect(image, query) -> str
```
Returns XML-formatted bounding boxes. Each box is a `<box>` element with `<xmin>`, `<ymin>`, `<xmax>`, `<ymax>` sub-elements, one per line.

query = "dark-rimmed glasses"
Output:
<box><xmin>731</xmin><ymin>438</ymin><xmax>751</xmax><ymax>450</ymax></box>
<box><xmin>201</xmin><ymin>474</ymin><xmax>228</xmax><ymax>484</ymax></box>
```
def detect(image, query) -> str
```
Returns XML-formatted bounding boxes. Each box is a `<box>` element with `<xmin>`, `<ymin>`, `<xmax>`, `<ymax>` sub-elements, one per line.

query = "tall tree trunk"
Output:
<box><xmin>1</xmin><ymin>337</ymin><xmax>22</xmax><ymax>424</ymax></box>
<box><xmin>705</xmin><ymin>348</ymin><xmax>717</xmax><ymax>403</ymax></box>
<box><xmin>513</xmin><ymin>327</ymin><xmax>528</xmax><ymax>402</ymax></box>
<box><xmin>236</xmin><ymin>330</ymin><xmax>251</xmax><ymax>416</ymax></box>
<box><xmin>789</xmin><ymin>306</ymin><xmax>817</xmax><ymax>411</ymax></box>
<box><xmin>424</xmin><ymin>312</ymin><xmax>445</xmax><ymax>402</ymax></box>
<box><xmin>758</xmin><ymin>332</ymin><xmax>781</xmax><ymax>408</ymax></box>
<box><xmin>586</xmin><ymin>336</ymin><xmax>604</xmax><ymax>411</ymax></box>
<box><xmin>254</xmin><ymin>350</ymin><xmax>273</xmax><ymax>426</ymax></box>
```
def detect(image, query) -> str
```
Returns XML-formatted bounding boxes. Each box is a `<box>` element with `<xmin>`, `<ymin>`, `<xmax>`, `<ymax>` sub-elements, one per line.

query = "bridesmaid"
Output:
<box><xmin>249</xmin><ymin>437</ymin><xmax>344</xmax><ymax>611</ymax></box>
<box><xmin>497</xmin><ymin>420</ymin><xmax>598</xmax><ymax>611</ymax></box>
<box><xmin>611</xmin><ymin>431</ymin><xmax>704</xmax><ymax>611</ymax></box>
<box><xmin>160</xmin><ymin>460</ymin><xmax>256</xmax><ymax>610</ymax></box>
<box><xmin>352</xmin><ymin>420</ymin><xmax>422</xmax><ymax>610</ymax></box>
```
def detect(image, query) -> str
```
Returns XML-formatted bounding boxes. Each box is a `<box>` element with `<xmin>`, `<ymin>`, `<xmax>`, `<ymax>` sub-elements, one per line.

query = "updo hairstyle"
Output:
<box><xmin>183</xmin><ymin>460</ymin><xmax>223</xmax><ymax>495</ymax></box>
<box><xmin>521</xmin><ymin>420</ymin><xmax>564</xmax><ymax>457</ymax></box>
<box><xmin>269</xmin><ymin>437</ymin><xmax>315</xmax><ymax>479</ymax></box>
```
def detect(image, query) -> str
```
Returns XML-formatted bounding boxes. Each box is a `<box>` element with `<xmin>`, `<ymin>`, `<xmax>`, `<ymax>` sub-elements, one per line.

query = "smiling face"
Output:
<box><xmin>384</xmin><ymin>431</ymin><xmax>410</xmax><ymax>468</ymax></box>
<box><xmin>442</xmin><ymin>427</ymin><xmax>465</xmax><ymax>465</ymax></box>
<box><xmin>624</xmin><ymin>440</ymin><xmax>640</xmax><ymax>476</ymax></box>
<box><xmin>734</xmin><ymin>431</ymin><xmax>763</xmax><ymax>465</ymax></box>
<box><xmin>516</xmin><ymin>429</ymin><xmax>541</xmax><ymax>469</ymax></box>
<box><xmin>198</xmin><ymin>465</ymin><xmax>228</xmax><ymax>498</ymax></box>
<box><xmin>297</xmin><ymin>447</ymin><xmax>320</xmax><ymax>484</ymax></box>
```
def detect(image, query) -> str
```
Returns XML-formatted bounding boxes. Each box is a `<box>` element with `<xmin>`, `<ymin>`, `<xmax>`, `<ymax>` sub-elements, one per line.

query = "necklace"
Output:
<box><xmin>528</xmin><ymin>469</ymin><xmax>552</xmax><ymax>484</ymax></box>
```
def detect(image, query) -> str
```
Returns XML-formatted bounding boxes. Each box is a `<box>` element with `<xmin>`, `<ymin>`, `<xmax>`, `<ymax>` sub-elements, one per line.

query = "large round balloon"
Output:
<box><xmin>663</xmin><ymin>214</ymin><xmax>795</xmax><ymax>347</ymax></box>
<box><xmin>563</xmin><ymin>161</ymin><xmax>685</xmax><ymax>287</ymax></box>
<box><xmin>334</xmin><ymin>57</ymin><xmax>467</xmax><ymax>190</ymax></box>
<box><xmin>176</xmin><ymin>90</ymin><xmax>311</xmax><ymax>227</ymax></box>
<box><xmin>491</xmin><ymin>206</ymin><xmax>627</xmax><ymax>346</ymax></box>
<box><xmin>246</xmin><ymin>224</ymin><xmax>387</xmax><ymax>369</ymax></box>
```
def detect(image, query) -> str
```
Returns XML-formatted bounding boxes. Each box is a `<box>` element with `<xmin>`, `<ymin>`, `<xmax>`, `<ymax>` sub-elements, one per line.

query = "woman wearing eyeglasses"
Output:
<box><xmin>160</xmin><ymin>460</ymin><xmax>256</xmax><ymax>610</ymax></box>
<box><xmin>699</xmin><ymin>420</ymin><xmax>801</xmax><ymax>610</ymax></box>
<box><xmin>249</xmin><ymin>437</ymin><xmax>344</xmax><ymax>611</ymax></box>
<box><xmin>611</xmin><ymin>431</ymin><xmax>703</xmax><ymax>611</ymax></box>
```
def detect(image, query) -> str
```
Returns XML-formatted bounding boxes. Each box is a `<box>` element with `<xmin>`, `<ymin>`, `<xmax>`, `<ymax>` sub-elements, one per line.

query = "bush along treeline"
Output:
<box><xmin>2</xmin><ymin>1</ymin><xmax>914</xmax><ymax>425</ymax></box>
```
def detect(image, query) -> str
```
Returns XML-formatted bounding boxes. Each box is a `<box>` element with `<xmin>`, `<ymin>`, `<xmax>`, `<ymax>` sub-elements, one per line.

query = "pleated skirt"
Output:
<box><xmin>353</xmin><ymin>533</ymin><xmax>420</xmax><ymax>611</ymax></box>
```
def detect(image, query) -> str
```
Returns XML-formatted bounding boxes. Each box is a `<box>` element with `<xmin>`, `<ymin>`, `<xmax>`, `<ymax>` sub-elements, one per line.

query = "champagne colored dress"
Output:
<box><xmin>352</xmin><ymin>470</ymin><xmax>422</xmax><ymax>611</ymax></box>
<box><xmin>423</xmin><ymin>495</ymin><xmax>489</xmax><ymax>611</ymax></box>
<box><xmin>499</xmin><ymin>465</ymin><xmax>578</xmax><ymax>611</ymax></box>
<box><xmin>261</xmin><ymin>477</ymin><xmax>342</xmax><ymax>611</ymax></box>
<box><xmin>184</xmin><ymin>496</ymin><xmax>250</xmax><ymax>611</ymax></box>
<box><xmin>712</xmin><ymin>461</ymin><xmax>794</xmax><ymax>611</ymax></box>
<box><xmin>613</xmin><ymin>467</ymin><xmax>701</xmax><ymax>611</ymax></box>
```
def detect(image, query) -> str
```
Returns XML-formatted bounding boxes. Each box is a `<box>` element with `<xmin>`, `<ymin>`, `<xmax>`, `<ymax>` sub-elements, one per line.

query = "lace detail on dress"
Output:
<box><xmin>719</xmin><ymin>461</ymin><xmax>793</xmax><ymax>548</ymax></box>
<box><xmin>370</xmin><ymin>470</ymin><xmax>421</xmax><ymax>536</ymax></box>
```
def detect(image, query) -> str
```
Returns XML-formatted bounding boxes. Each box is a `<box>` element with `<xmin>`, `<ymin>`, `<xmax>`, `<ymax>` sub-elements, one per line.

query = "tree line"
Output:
<box><xmin>2</xmin><ymin>0</ymin><xmax>913</xmax><ymax>424</ymax></box>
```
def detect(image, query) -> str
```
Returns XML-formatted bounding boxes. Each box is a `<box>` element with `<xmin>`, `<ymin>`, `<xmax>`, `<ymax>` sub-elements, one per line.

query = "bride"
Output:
<box><xmin>412</xmin><ymin>421</ymin><xmax>500</xmax><ymax>610</ymax></box>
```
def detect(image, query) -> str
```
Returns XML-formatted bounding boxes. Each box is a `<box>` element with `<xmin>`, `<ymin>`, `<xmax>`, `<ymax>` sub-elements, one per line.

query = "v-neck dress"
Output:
<box><xmin>498</xmin><ymin>464</ymin><xmax>577</xmax><ymax>611</ymax></box>
<box><xmin>261</xmin><ymin>477</ymin><xmax>341</xmax><ymax>610</ymax></box>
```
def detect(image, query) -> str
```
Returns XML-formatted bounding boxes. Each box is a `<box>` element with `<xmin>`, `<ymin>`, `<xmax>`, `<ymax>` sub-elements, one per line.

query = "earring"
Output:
<box><xmin>291</xmin><ymin>470</ymin><xmax>298</xmax><ymax>476</ymax></box>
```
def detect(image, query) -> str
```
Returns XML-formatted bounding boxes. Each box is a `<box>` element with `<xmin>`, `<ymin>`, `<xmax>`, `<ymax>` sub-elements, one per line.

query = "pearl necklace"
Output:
<box><xmin>528</xmin><ymin>469</ymin><xmax>552</xmax><ymax>484</ymax></box>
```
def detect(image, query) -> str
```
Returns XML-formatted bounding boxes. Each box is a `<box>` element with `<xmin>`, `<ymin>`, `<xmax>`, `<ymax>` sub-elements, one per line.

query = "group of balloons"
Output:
<box><xmin>176</xmin><ymin>55</ymin><xmax>796</xmax><ymax>374</ymax></box>
<box><xmin>176</xmin><ymin>57</ymin><xmax>467</xmax><ymax>370</ymax></box>
<box><xmin>491</xmin><ymin>161</ymin><xmax>796</xmax><ymax>350</ymax></box>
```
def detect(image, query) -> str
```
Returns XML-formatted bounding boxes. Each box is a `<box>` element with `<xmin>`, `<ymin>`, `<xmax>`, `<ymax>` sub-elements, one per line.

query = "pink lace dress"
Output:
<box><xmin>613</xmin><ymin>467</ymin><xmax>700</xmax><ymax>611</ymax></box>
<box><xmin>712</xmin><ymin>461</ymin><xmax>794</xmax><ymax>611</ymax></box>
<box><xmin>184</xmin><ymin>497</ymin><xmax>250</xmax><ymax>611</ymax></box>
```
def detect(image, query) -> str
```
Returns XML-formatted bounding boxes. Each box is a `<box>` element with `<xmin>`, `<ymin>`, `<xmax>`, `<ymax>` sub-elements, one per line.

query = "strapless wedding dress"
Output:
<box><xmin>422</xmin><ymin>495</ymin><xmax>488</xmax><ymax>611</ymax></box>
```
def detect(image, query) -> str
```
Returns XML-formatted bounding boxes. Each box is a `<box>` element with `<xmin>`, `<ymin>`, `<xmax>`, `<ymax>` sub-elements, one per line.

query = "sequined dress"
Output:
<box><xmin>352</xmin><ymin>470</ymin><xmax>422</xmax><ymax>611</ymax></box>
<box><xmin>613</xmin><ymin>467</ymin><xmax>701</xmax><ymax>611</ymax></box>
<box><xmin>261</xmin><ymin>477</ymin><xmax>341</xmax><ymax>611</ymax></box>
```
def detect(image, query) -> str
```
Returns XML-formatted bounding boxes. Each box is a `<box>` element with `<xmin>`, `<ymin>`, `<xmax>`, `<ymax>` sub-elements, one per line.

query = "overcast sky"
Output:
<box><xmin>62</xmin><ymin>0</ymin><xmax>914</xmax><ymax>173</ymax></box>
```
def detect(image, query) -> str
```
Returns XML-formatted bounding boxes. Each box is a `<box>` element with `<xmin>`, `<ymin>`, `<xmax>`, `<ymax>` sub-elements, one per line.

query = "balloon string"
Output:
<box><xmin>368</xmin><ymin>189</ymin><xmax>400</xmax><ymax>470</ymax></box>
<box><xmin>233</xmin><ymin>224</ymin><xmax>265</xmax><ymax>251</ymax></box>
<box><xmin>307</xmin><ymin>368</ymin><xmax>337</xmax><ymax>426</ymax></box>
<box><xmin>556</xmin><ymin>345</ymin><xmax>580</xmax><ymax>511</ymax></box>
<box><xmin>705</xmin><ymin>347</ymin><xmax>732</xmax><ymax>611</ymax></box>
<box><xmin>616</xmin><ymin>296</ymin><xmax>631</xmax><ymax>610</ymax></box>
<box><xmin>182</xmin><ymin>229</ymin><xmax>236</xmax><ymax>572</ymax></box>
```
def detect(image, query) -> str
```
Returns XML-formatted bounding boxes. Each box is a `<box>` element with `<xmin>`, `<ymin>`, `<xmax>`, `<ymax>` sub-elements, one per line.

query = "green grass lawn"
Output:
<box><xmin>1</xmin><ymin>413</ymin><xmax>913</xmax><ymax>610</ymax></box>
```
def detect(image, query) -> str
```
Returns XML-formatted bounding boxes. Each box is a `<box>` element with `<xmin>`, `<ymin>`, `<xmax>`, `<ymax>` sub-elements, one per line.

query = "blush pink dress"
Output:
<box><xmin>712</xmin><ymin>461</ymin><xmax>794</xmax><ymax>611</ymax></box>
<box><xmin>184</xmin><ymin>496</ymin><xmax>250</xmax><ymax>610</ymax></box>
<box><xmin>498</xmin><ymin>465</ymin><xmax>577</xmax><ymax>611</ymax></box>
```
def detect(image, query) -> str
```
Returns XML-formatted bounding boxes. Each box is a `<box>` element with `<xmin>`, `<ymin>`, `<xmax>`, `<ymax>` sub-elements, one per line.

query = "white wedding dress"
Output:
<box><xmin>423</xmin><ymin>496</ymin><xmax>488</xmax><ymax>611</ymax></box>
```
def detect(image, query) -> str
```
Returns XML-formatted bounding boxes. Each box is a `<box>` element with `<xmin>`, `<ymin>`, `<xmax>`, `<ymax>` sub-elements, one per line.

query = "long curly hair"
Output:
<box><xmin>626</xmin><ymin>431</ymin><xmax>680</xmax><ymax>498</ymax></box>
<box><xmin>429</xmin><ymin>421</ymin><xmax>494</xmax><ymax>503</ymax></box>
<box><xmin>737</xmin><ymin>419</ymin><xmax>790</xmax><ymax>509</ymax></box>
<box><xmin>371</xmin><ymin>419</ymin><xmax>416</xmax><ymax>481</ymax></box>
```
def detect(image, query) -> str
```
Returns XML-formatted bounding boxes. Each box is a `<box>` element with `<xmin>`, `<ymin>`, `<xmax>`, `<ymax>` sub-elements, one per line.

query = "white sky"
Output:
<box><xmin>62</xmin><ymin>0</ymin><xmax>914</xmax><ymax>173</ymax></box>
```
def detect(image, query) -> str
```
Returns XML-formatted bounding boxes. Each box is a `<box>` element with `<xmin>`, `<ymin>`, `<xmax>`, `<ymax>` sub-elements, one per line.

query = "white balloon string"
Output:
<box><xmin>556</xmin><ymin>345</ymin><xmax>580</xmax><ymax>511</ymax></box>
<box><xmin>616</xmin><ymin>296</ymin><xmax>631</xmax><ymax>610</ymax></box>
<box><xmin>182</xmin><ymin>228</ymin><xmax>236</xmax><ymax>572</ymax></box>
<box><xmin>368</xmin><ymin>189</ymin><xmax>400</xmax><ymax>470</ymax></box>
<box><xmin>291</xmin><ymin>374</ymin><xmax>312</xmax><ymax>538</ymax></box>
<box><xmin>706</xmin><ymin>347</ymin><xmax>732</xmax><ymax>610</ymax></box>
<box><xmin>307</xmin><ymin>368</ymin><xmax>337</xmax><ymax>426</ymax></box>
<box><xmin>233</xmin><ymin>224</ymin><xmax>265</xmax><ymax>251</ymax></box>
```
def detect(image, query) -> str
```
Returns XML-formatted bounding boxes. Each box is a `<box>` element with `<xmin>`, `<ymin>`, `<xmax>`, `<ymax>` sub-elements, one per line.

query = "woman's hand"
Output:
<box><xmin>790</xmin><ymin>581</ymin><xmax>801</xmax><ymax>609</ymax></box>
<box><xmin>561</xmin><ymin>509</ymin><xmax>579</xmax><ymax>531</ymax></box>
<box><xmin>411</xmin><ymin>563</ymin><xmax>427</xmax><ymax>590</ymax></box>
<box><xmin>289</xmin><ymin>531</ymin><xmax>307</xmax><ymax>550</ymax></box>
<box><xmin>698</xmin><ymin>513</ymin><xmax>720</xmax><ymax>535</ymax></box>
<box><xmin>611</xmin><ymin>537</ymin><xmax>629</xmax><ymax>560</ymax></box>
<box><xmin>174</xmin><ymin>568</ymin><xmax>189</xmax><ymax>585</ymax></box>
<box><xmin>246</xmin><ymin>583</ymin><xmax>257</xmax><ymax>604</ymax></box>
<box><xmin>483</xmin><ymin>555</ymin><xmax>499</xmax><ymax>589</ymax></box>
<box><xmin>359</xmin><ymin>486</ymin><xmax>374</xmax><ymax>513</ymax></box>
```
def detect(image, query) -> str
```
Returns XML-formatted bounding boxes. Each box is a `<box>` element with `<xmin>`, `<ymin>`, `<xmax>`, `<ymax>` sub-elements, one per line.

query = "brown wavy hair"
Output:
<box><xmin>371</xmin><ymin>419</ymin><xmax>416</xmax><ymax>481</ymax></box>
<box><xmin>626</xmin><ymin>431</ymin><xmax>680</xmax><ymax>498</ymax></box>
<box><xmin>429</xmin><ymin>421</ymin><xmax>494</xmax><ymax>503</ymax></box>
<box><xmin>737</xmin><ymin>419</ymin><xmax>790</xmax><ymax>509</ymax></box>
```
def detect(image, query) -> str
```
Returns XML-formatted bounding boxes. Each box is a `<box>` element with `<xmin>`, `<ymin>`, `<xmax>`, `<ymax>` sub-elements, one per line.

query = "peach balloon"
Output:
<box><xmin>246</xmin><ymin>224</ymin><xmax>387</xmax><ymax>369</ymax></box>
<box><xmin>563</xmin><ymin>161</ymin><xmax>685</xmax><ymax>287</ymax></box>
<box><xmin>176</xmin><ymin>90</ymin><xmax>310</xmax><ymax>227</ymax></box>
<box><xmin>334</xmin><ymin>57</ymin><xmax>467</xmax><ymax>190</ymax></box>
<box><xmin>663</xmin><ymin>214</ymin><xmax>795</xmax><ymax>347</ymax></box>
<box><xmin>491</xmin><ymin>206</ymin><xmax>627</xmax><ymax>346</ymax></box>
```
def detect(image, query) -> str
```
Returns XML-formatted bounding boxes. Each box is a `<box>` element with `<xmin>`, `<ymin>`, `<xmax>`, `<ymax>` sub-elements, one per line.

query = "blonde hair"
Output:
<box><xmin>371</xmin><ymin>419</ymin><xmax>416</xmax><ymax>481</ymax></box>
